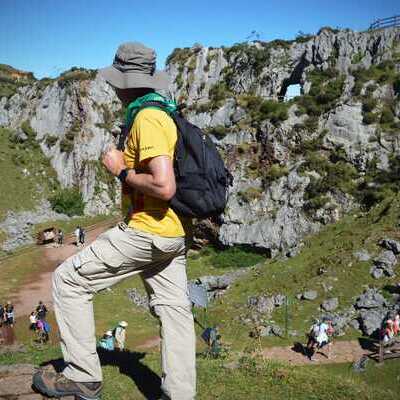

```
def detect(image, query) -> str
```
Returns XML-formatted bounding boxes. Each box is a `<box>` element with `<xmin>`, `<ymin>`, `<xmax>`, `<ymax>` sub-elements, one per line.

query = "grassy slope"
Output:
<box><xmin>208</xmin><ymin>194</ymin><xmax>400</xmax><ymax>348</ymax></box>
<box><xmin>0</xmin><ymin>196</ymin><xmax>400</xmax><ymax>398</ymax></box>
<box><xmin>0</xmin><ymin>127</ymin><xmax>59</xmax><ymax>220</ymax></box>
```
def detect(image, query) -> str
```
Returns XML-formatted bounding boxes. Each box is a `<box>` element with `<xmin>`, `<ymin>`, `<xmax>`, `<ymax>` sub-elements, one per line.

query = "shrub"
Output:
<box><xmin>45</xmin><ymin>135</ymin><xmax>58</xmax><ymax>147</ymax></box>
<box><xmin>363</xmin><ymin>112</ymin><xmax>378</xmax><ymax>125</ymax></box>
<box><xmin>209</xmin><ymin>82</ymin><xmax>231</xmax><ymax>109</ymax></box>
<box><xmin>295</xmin><ymin>31</ymin><xmax>313</xmax><ymax>43</ymax></box>
<box><xmin>238</xmin><ymin>187</ymin><xmax>264</xmax><ymax>203</ymax></box>
<box><xmin>361</xmin><ymin>97</ymin><xmax>377</xmax><ymax>113</ymax></box>
<box><xmin>259</xmin><ymin>100</ymin><xmax>288</xmax><ymax>123</ymax></box>
<box><xmin>49</xmin><ymin>187</ymin><xmax>84</xmax><ymax>216</ymax></box>
<box><xmin>21</xmin><ymin>120</ymin><xmax>36</xmax><ymax>140</ymax></box>
<box><xmin>380</xmin><ymin>106</ymin><xmax>395</xmax><ymax>124</ymax></box>
<box><xmin>263</xmin><ymin>164</ymin><xmax>289</xmax><ymax>183</ymax></box>
<box><xmin>209</xmin><ymin>125</ymin><xmax>229</xmax><ymax>140</ymax></box>
<box><xmin>60</xmin><ymin>138</ymin><xmax>74</xmax><ymax>153</ymax></box>
<box><xmin>166</xmin><ymin>47</ymin><xmax>192</xmax><ymax>65</ymax></box>
<box><xmin>351</xmin><ymin>52</ymin><xmax>363</xmax><ymax>64</ymax></box>
<box><xmin>57</xmin><ymin>67</ymin><xmax>96</xmax><ymax>88</ymax></box>
<box><xmin>199</xmin><ymin>246</ymin><xmax>266</xmax><ymax>269</ymax></box>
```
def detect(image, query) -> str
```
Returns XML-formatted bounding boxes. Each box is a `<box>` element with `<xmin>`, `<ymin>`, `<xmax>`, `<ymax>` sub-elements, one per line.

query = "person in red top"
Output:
<box><xmin>394</xmin><ymin>314</ymin><xmax>400</xmax><ymax>336</ymax></box>
<box><xmin>383</xmin><ymin>319</ymin><xmax>395</xmax><ymax>343</ymax></box>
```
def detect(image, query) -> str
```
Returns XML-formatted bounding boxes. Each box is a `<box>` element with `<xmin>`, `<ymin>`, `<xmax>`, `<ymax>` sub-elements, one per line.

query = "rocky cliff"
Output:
<box><xmin>0</xmin><ymin>67</ymin><xmax>121</xmax><ymax>215</ymax></box>
<box><xmin>0</xmin><ymin>26</ymin><xmax>399</xmax><ymax>255</ymax></box>
<box><xmin>167</xmin><ymin>26</ymin><xmax>400</xmax><ymax>255</ymax></box>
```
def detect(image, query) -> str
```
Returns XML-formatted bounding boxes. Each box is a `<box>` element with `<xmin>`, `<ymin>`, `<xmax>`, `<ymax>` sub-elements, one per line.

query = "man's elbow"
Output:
<box><xmin>158</xmin><ymin>184</ymin><xmax>176</xmax><ymax>201</ymax></box>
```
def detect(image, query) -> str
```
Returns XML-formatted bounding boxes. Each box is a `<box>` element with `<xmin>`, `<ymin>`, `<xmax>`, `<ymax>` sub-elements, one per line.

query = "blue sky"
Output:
<box><xmin>1</xmin><ymin>0</ymin><xmax>398</xmax><ymax>79</ymax></box>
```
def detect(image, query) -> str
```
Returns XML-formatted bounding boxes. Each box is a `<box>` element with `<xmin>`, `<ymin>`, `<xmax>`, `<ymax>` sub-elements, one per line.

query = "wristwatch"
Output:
<box><xmin>117</xmin><ymin>168</ymin><xmax>131</xmax><ymax>184</ymax></box>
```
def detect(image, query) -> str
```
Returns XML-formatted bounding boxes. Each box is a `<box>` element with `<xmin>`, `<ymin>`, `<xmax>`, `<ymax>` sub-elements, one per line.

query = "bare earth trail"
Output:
<box><xmin>12</xmin><ymin>223</ymin><xmax>114</xmax><ymax>317</ymax></box>
<box><xmin>262</xmin><ymin>340</ymin><xmax>372</xmax><ymax>365</ymax></box>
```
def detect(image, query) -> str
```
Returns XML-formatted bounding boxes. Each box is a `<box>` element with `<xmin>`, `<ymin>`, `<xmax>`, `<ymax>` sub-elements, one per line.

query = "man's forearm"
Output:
<box><xmin>125</xmin><ymin>170</ymin><xmax>176</xmax><ymax>201</ymax></box>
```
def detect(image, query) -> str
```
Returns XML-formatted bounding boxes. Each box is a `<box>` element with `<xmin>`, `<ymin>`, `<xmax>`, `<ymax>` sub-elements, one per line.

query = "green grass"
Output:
<box><xmin>0</xmin><ymin>127</ymin><xmax>59</xmax><ymax>220</ymax></box>
<box><xmin>1</xmin><ymin>196</ymin><xmax>400</xmax><ymax>398</ymax></box>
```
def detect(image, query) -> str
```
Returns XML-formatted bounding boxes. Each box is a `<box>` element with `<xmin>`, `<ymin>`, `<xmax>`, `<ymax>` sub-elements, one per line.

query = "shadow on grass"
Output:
<box><xmin>358</xmin><ymin>337</ymin><xmax>379</xmax><ymax>352</ymax></box>
<box><xmin>40</xmin><ymin>348</ymin><xmax>162</xmax><ymax>400</ymax></box>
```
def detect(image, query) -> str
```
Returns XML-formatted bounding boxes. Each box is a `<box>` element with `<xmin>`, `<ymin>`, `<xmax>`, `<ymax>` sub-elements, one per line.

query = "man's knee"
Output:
<box><xmin>52</xmin><ymin>257</ymin><xmax>76</xmax><ymax>295</ymax></box>
<box><xmin>153</xmin><ymin>304</ymin><xmax>194</xmax><ymax>329</ymax></box>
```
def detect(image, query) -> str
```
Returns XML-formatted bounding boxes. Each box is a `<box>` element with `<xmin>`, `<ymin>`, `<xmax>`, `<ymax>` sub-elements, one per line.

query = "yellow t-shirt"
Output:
<box><xmin>122</xmin><ymin>108</ymin><xmax>186</xmax><ymax>237</ymax></box>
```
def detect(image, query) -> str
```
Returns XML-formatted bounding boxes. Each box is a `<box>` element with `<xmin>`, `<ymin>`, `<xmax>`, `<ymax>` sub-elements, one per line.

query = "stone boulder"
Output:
<box><xmin>359</xmin><ymin>309</ymin><xmax>386</xmax><ymax>336</ymax></box>
<box><xmin>355</xmin><ymin>289</ymin><xmax>387</xmax><ymax>309</ymax></box>
<box><xmin>353</xmin><ymin>250</ymin><xmax>371</xmax><ymax>262</ymax></box>
<box><xmin>379</xmin><ymin>239</ymin><xmax>400</xmax><ymax>255</ymax></box>
<box><xmin>302</xmin><ymin>290</ymin><xmax>318</xmax><ymax>301</ymax></box>
<box><xmin>371</xmin><ymin>250</ymin><xmax>397</xmax><ymax>278</ymax></box>
<box><xmin>321</xmin><ymin>298</ymin><xmax>339</xmax><ymax>312</ymax></box>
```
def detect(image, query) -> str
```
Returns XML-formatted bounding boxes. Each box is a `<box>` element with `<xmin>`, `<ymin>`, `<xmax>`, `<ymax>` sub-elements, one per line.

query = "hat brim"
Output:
<box><xmin>99</xmin><ymin>66</ymin><xmax>169</xmax><ymax>90</ymax></box>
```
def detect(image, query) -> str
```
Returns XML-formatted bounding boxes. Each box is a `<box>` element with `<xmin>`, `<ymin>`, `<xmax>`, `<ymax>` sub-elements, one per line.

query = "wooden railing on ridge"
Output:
<box><xmin>369</xmin><ymin>15</ymin><xmax>400</xmax><ymax>31</ymax></box>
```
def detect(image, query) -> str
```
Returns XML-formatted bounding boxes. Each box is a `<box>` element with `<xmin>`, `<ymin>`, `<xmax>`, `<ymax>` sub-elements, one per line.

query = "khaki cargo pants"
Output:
<box><xmin>52</xmin><ymin>223</ymin><xmax>196</xmax><ymax>400</ymax></box>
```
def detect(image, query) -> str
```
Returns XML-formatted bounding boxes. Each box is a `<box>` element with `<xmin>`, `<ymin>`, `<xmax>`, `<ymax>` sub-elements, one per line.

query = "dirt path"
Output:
<box><xmin>262</xmin><ymin>340</ymin><xmax>371</xmax><ymax>365</ymax></box>
<box><xmin>12</xmin><ymin>223</ymin><xmax>114</xmax><ymax>317</ymax></box>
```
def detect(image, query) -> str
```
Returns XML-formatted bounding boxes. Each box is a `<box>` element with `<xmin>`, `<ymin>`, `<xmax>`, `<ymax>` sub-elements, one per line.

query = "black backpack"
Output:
<box><xmin>118</xmin><ymin>101</ymin><xmax>232</xmax><ymax>218</ymax></box>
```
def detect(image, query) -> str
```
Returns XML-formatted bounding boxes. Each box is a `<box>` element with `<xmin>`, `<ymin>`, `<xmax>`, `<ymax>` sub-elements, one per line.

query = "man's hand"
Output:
<box><xmin>102</xmin><ymin>144</ymin><xmax>126</xmax><ymax>176</ymax></box>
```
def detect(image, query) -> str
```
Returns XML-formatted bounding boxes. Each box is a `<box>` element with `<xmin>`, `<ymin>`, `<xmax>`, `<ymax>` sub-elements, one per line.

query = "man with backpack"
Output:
<box><xmin>36</xmin><ymin>300</ymin><xmax>48</xmax><ymax>320</ymax></box>
<box><xmin>33</xmin><ymin>41</ymin><xmax>222</xmax><ymax>400</ymax></box>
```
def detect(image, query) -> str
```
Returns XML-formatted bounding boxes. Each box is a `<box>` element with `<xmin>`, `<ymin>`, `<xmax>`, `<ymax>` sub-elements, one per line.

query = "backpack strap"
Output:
<box><xmin>117</xmin><ymin>101</ymin><xmax>175</xmax><ymax>151</ymax></box>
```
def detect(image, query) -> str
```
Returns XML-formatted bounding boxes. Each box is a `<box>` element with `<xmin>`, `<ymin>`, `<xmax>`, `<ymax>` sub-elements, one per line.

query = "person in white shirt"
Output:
<box><xmin>316</xmin><ymin>318</ymin><xmax>334</xmax><ymax>359</ymax></box>
<box><xmin>29</xmin><ymin>312</ymin><xmax>37</xmax><ymax>331</ymax></box>
<box><xmin>74</xmin><ymin>227</ymin><xmax>81</xmax><ymax>247</ymax></box>
<box><xmin>114</xmin><ymin>321</ymin><xmax>128</xmax><ymax>351</ymax></box>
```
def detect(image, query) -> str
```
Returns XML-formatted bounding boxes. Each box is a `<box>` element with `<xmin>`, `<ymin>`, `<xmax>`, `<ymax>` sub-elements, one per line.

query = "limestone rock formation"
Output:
<box><xmin>1</xmin><ymin>26</ymin><xmax>400</xmax><ymax>256</ymax></box>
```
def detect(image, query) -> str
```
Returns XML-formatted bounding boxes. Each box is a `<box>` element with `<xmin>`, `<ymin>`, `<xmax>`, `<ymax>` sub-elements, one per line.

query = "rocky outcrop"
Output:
<box><xmin>0</xmin><ymin>73</ymin><xmax>121</xmax><ymax>215</ymax></box>
<box><xmin>167</xmin><ymin>27</ymin><xmax>400</xmax><ymax>104</ymax></box>
<box><xmin>1</xmin><ymin>26</ymin><xmax>400</xmax><ymax>255</ymax></box>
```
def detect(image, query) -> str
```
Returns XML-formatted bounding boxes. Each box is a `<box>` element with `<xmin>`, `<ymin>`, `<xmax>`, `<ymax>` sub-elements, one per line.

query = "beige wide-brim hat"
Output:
<box><xmin>99</xmin><ymin>42</ymin><xmax>169</xmax><ymax>90</ymax></box>
<box><xmin>119</xmin><ymin>321</ymin><xmax>128</xmax><ymax>327</ymax></box>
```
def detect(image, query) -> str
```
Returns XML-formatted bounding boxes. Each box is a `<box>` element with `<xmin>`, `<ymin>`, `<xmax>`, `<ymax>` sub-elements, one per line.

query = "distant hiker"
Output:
<box><xmin>98</xmin><ymin>331</ymin><xmax>114</xmax><ymax>351</ymax></box>
<box><xmin>33</xmin><ymin>42</ymin><xmax>196</xmax><ymax>400</ymax></box>
<box><xmin>36</xmin><ymin>301</ymin><xmax>48</xmax><ymax>320</ymax></box>
<box><xmin>306</xmin><ymin>319</ymin><xmax>320</xmax><ymax>360</ymax></box>
<box><xmin>383</xmin><ymin>319</ymin><xmax>395</xmax><ymax>343</ymax></box>
<box><xmin>29</xmin><ymin>312</ymin><xmax>37</xmax><ymax>331</ymax></box>
<box><xmin>36</xmin><ymin>319</ymin><xmax>49</xmax><ymax>343</ymax></box>
<box><xmin>394</xmin><ymin>314</ymin><xmax>400</xmax><ymax>336</ymax></box>
<box><xmin>114</xmin><ymin>321</ymin><xmax>128</xmax><ymax>351</ymax></box>
<box><xmin>58</xmin><ymin>229</ymin><xmax>64</xmax><ymax>245</ymax></box>
<box><xmin>74</xmin><ymin>226</ymin><xmax>81</xmax><ymax>246</ymax></box>
<box><xmin>4</xmin><ymin>301</ymin><xmax>14</xmax><ymax>327</ymax></box>
<box><xmin>316</xmin><ymin>318</ymin><xmax>334</xmax><ymax>359</ymax></box>
<box><xmin>79</xmin><ymin>227</ymin><xmax>86</xmax><ymax>246</ymax></box>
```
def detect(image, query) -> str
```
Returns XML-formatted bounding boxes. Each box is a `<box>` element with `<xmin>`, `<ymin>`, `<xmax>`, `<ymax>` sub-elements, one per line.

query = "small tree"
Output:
<box><xmin>50</xmin><ymin>187</ymin><xmax>85</xmax><ymax>216</ymax></box>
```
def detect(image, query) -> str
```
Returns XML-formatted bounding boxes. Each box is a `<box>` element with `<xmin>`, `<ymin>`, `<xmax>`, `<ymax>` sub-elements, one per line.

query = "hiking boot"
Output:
<box><xmin>33</xmin><ymin>369</ymin><xmax>102</xmax><ymax>399</ymax></box>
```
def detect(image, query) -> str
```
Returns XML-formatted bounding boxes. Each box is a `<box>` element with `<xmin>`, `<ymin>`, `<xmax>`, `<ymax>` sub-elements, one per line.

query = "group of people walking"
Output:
<box><xmin>0</xmin><ymin>301</ymin><xmax>15</xmax><ymax>327</ymax></box>
<box><xmin>0</xmin><ymin>301</ymin><xmax>15</xmax><ymax>345</ymax></box>
<box><xmin>29</xmin><ymin>301</ymin><xmax>51</xmax><ymax>343</ymax></box>
<box><xmin>98</xmin><ymin>321</ymin><xmax>128</xmax><ymax>351</ymax></box>
<box><xmin>74</xmin><ymin>226</ymin><xmax>86</xmax><ymax>247</ymax></box>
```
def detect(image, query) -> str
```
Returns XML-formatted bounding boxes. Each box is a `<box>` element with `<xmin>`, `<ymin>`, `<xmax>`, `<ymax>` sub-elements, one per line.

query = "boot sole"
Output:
<box><xmin>32</xmin><ymin>373</ymin><xmax>101</xmax><ymax>399</ymax></box>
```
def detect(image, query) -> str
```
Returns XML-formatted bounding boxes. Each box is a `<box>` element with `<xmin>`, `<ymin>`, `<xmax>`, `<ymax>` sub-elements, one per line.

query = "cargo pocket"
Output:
<box><xmin>70</xmin><ymin>246</ymin><xmax>109</xmax><ymax>278</ymax></box>
<box><xmin>152</xmin><ymin>236</ymin><xmax>185</xmax><ymax>255</ymax></box>
<box><xmin>89</xmin><ymin>236</ymin><xmax>129</xmax><ymax>269</ymax></box>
